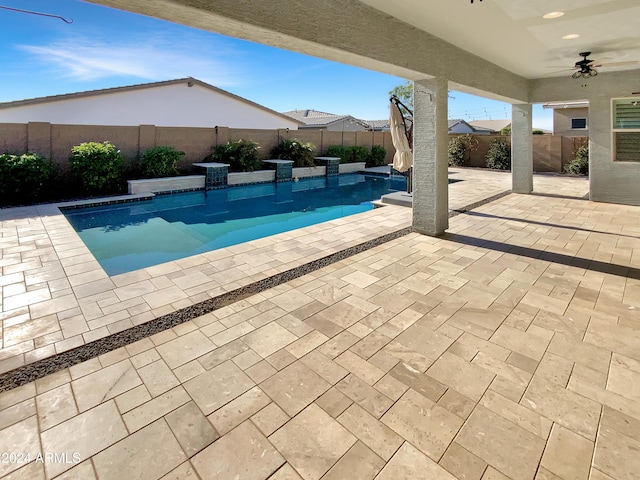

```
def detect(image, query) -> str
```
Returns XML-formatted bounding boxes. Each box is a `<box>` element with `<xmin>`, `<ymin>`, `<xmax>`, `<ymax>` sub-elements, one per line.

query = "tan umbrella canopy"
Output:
<box><xmin>389</xmin><ymin>100</ymin><xmax>412</xmax><ymax>173</ymax></box>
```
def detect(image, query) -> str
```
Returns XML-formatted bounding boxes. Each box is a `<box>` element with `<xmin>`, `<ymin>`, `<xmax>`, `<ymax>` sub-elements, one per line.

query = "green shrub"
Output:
<box><xmin>564</xmin><ymin>145</ymin><xmax>589</xmax><ymax>175</ymax></box>
<box><xmin>326</xmin><ymin>145</ymin><xmax>371</xmax><ymax>164</ymax></box>
<box><xmin>140</xmin><ymin>146</ymin><xmax>184</xmax><ymax>178</ymax></box>
<box><xmin>207</xmin><ymin>139</ymin><xmax>261</xmax><ymax>172</ymax></box>
<box><xmin>271</xmin><ymin>139</ymin><xmax>315</xmax><ymax>168</ymax></box>
<box><xmin>0</xmin><ymin>153</ymin><xmax>54</xmax><ymax>205</ymax></box>
<box><xmin>69</xmin><ymin>141</ymin><xmax>124</xmax><ymax>194</ymax></box>
<box><xmin>448</xmin><ymin>136</ymin><xmax>467</xmax><ymax>166</ymax></box>
<box><xmin>367</xmin><ymin>145</ymin><xmax>387</xmax><ymax>167</ymax></box>
<box><xmin>486</xmin><ymin>139</ymin><xmax>511</xmax><ymax>170</ymax></box>
<box><xmin>448</xmin><ymin>134</ymin><xmax>478</xmax><ymax>167</ymax></box>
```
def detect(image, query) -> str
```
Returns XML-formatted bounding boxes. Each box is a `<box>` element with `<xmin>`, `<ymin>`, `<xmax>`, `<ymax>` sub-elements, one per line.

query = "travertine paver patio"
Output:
<box><xmin>2</xmin><ymin>168</ymin><xmax>639</xmax><ymax>479</ymax></box>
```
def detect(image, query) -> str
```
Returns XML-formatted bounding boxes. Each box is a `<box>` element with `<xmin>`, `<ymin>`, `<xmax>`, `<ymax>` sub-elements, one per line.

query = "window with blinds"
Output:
<box><xmin>612</xmin><ymin>98</ymin><xmax>640</xmax><ymax>162</ymax></box>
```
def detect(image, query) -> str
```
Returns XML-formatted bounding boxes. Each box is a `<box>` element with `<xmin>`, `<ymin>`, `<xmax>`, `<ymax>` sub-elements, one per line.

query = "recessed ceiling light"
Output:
<box><xmin>543</xmin><ymin>11</ymin><xmax>564</xmax><ymax>19</ymax></box>
<box><xmin>562</xmin><ymin>34</ymin><xmax>580</xmax><ymax>40</ymax></box>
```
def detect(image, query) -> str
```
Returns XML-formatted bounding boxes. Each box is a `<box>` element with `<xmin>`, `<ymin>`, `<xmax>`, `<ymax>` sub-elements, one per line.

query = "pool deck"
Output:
<box><xmin>2</xmin><ymin>167</ymin><xmax>639</xmax><ymax>479</ymax></box>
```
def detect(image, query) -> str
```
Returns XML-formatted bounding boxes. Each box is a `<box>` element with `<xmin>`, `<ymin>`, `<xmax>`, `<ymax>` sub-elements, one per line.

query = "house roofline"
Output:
<box><xmin>0</xmin><ymin>77</ymin><xmax>303</xmax><ymax>126</ymax></box>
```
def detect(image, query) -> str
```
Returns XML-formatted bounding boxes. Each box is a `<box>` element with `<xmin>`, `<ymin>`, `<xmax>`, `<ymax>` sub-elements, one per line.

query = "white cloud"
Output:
<box><xmin>17</xmin><ymin>33</ymin><xmax>245</xmax><ymax>86</ymax></box>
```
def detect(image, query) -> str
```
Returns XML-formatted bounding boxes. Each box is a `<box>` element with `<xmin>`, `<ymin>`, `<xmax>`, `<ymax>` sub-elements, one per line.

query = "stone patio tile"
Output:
<box><xmin>381</xmin><ymin>388</ymin><xmax>463</xmax><ymax>461</ymax></box>
<box><xmin>471</xmin><ymin>351</ymin><xmax>532</xmax><ymax>390</ymax></box>
<box><xmin>260</xmin><ymin>361</ymin><xmax>330</xmax><ymax>416</ymax></box>
<box><xmin>242</xmin><ymin>322</ymin><xmax>298</xmax><ymax>358</ymax></box>
<box><xmin>40</xmin><ymin>400</ymin><xmax>127</xmax><ymax>478</ymax></box>
<box><xmin>165</xmin><ymin>401</ymin><xmax>219</xmax><ymax>456</ymax></box>
<box><xmin>381</xmin><ymin>341</ymin><xmax>433</xmax><ymax>372</ymax></box>
<box><xmin>299</xmin><ymin>349</ymin><xmax>348</xmax><ymax>384</ymax></box>
<box><xmin>376</xmin><ymin>442</ymin><xmax>457</xmax><ymax>480</ymax></box>
<box><xmin>389</xmin><ymin>361</ymin><xmax>447</xmax><ymax>402</ymax></box>
<box><xmin>35</xmin><ymin>383</ymin><xmax>78</xmax><ymax>431</ymax></box>
<box><xmin>374</xmin><ymin>373</ymin><xmax>409</xmax><ymax>401</ymax></box>
<box><xmin>318</xmin><ymin>330</ymin><xmax>359</xmax><ymax>359</ymax></box>
<box><xmin>427</xmin><ymin>351</ymin><xmax>495</xmax><ymax>401</ymax></box>
<box><xmin>593</xmin><ymin>425</ymin><xmax>640</xmax><ymax>480</ymax></box>
<box><xmin>209</xmin><ymin>321</ymin><xmax>255</xmax><ymax>346</ymax></box>
<box><xmin>183</xmin><ymin>360</ymin><xmax>254</xmax><ymax>415</ymax></box>
<box><xmin>270</xmin><ymin>290</ymin><xmax>314</xmax><ymax>312</ymax></box>
<box><xmin>0</xmin><ymin>398</ymin><xmax>35</xmax><ymax>430</ymax></box>
<box><xmin>336</xmin><ymin>374</ymin><xmax>393</xmax><ymax>418</ymax></box>
<box><xmin>335</xmin><ymin>350</ymin><xmax>385</xmax><ymax>385</ymax></box>
<box><xmin>143</xmin><ymin>286</ymin><xmax>188</xmax><ymax>309</ymax></box>
<box><xmin>607</xmin><ymin>353</ymin><xmax>640</xmax><ymax>402</ymax></box>
<box><xmin>547</xmin><ymin>332</ymin><xmax>611</xmax><ymax>373</ymax></box>
<box><xmin>489</xmin><ymin>324</ymin><xmax>550</xmax><ymax>361</ymax></box>
<box><xmin>114</xmin><ymin>384</ymin><xmax>151</xmax><ymax>414</ymax></box>
<box><xmin>155</xmin><ymin>329</ymin><xmax>214</xmax><ymax>368</ymax></box>
<box><xmin>0</xmin><ymin>417</ymin><xmax>41</xmax><ymax>477</ymax></box>
<box><xmin>3</xmin><ymin>314</ymin><xmax>59</xmax><ymax>347</ymax></box>
<box><xmin>440</xmin><ymin>442</ymin><xmax>488</xmax><ymax>480</ymax></box>
<box><xmin>337</xmin><ymin>403</ymin><xmax>403</xmax><ymax>461</ymax></box>
<box><xmin>315</xmin><ymin>387</ymin><xmax>353</xmax><ymax>418</ymax></box>
<box><xmin>285</xmin><ymin>330</ymin><xmax>329</xmax><ymax>358</ymax></box>
<box><xmin>522</xmin><ymin>376</ymin><xmax>601</xmax><ymax>440</ymax></box>
<box><xmin>159</xmin><ymin>462</ymin><xmax>199</xmax><ymax>480</ymax></box>
<box><xmin>456</xmin><ymin>405</ymin><xmax>546</xmax><ymax>480</ymax></box>
<box><xmin>122</xmin><ymin>386</ymin><xmax>190</xmax><ymax>432</ymax></box>
<box><xmin>1</xmin><ymin>461</ymin><xmax>45</xmax><ymax>480</ymax></box>
<box><xmin>480</xmin><ymin>389</ymin><xmax>552</xmax><ymax>439</ymax></box>
<box><xmin>208</xmin><ymin>386</ymin><xmax>271</xmax><ymax>435</ymax></box>
<box><xmin>270</xmin><ymin>403</ymin><xmax>356</xmax><ymax>480</ymax></box>
<box><xmin>93</xmin><ymin>419</ymin><xmax>186</xmax><ymax>480</ymax></box>
<box><xmin>541</xmin><ymin>424</ymin><xmax>593</xmax><ymax>480</ymax></box>
<box><xmin>251</xmin><ymin>402</ymin><xmax>290</xmax><ymax>436</ymax></box>
<box><xmin>191</xmin><ymin>420</ymin><xmax>285</xmax><ymax>480</ymax></box>
<box><xmin>137</xmin><ymin>359</ymin><xmax>180</xmax><ymax>397</ymax></box>
<box><xmin>71</xmin><ymin>359</ymin><xmax>141</xmax><ymax>412</ymax></box>
<box><xmin>322</xmin><ymin>441</ymin><xmax>385</xmax><ymax>480</ymax></box>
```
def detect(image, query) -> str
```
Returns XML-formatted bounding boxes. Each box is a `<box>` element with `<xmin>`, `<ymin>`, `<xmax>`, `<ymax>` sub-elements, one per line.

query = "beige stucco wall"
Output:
<box><xmin>553</xmin><ymin>108</ymin><xmax>589</xmax><ymax>137</ymax></box>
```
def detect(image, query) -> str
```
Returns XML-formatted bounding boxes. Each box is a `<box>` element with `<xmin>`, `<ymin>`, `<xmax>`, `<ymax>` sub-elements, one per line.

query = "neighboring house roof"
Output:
<box><xmin>468</xmin><ymin>119</ymin><xmax>511</xmax><ymax>132</ymax></box>
<box><xmin>0</xmin><ymin>77</ymin><xmax>303</xmax><ymax>127</ymax></box>
<box><xmin>448</xmin><ymin>119</ymin><xmax>496</xmax><ymax>133</ymax></box>
<box><xmin>365</xmin><ymin>119</ymin><xmax>390</xmax><ymax>130</ymax></box>
<box><xmin>283</xmin><ymin>109</ymin><xmax>369</xmax><ymax>129</ymax></box>
<box><xmin>542</xmin><ymin>101</ymin><xmax>589</xmax><ymax>110</ymax></box>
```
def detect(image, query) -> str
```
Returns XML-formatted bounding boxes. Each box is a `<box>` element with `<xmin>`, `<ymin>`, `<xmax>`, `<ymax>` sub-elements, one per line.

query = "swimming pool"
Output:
<box><xmin>63</xmin><ymin>174</ymin><xmax>404</xmax><ymax>276</ymax></box>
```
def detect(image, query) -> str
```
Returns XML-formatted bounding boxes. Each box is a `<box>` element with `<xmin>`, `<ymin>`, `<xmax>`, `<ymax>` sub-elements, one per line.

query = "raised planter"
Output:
<box><xmin>338</xmin><ymin>162</ymin><xmax>366</xmax><ymax>174</ymax></box>
<box><xmin>293</xmin><ymin>166</ymin><xmax>326</xmax><ymax>179</ymax></box>
<box><xmin>127</xmin><ymin>175</ymin><xmax>205</xmax><ymax>194</ymax></box>
<box><xmin>228</xmin><ymin>170</ymin><xmax>275</xmax><ymax>186</ymax></box>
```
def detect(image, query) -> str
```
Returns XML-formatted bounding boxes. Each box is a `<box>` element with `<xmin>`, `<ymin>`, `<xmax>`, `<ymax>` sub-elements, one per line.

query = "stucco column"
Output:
<box><xmin>412</xmin><ymin>77</ymin><xmax>449</xmax><ymax>236</ymax></box>
<box><xmin>511</xmin><ymin>103</ymin><xmax>533</xmax><ymax>193</ymax></box>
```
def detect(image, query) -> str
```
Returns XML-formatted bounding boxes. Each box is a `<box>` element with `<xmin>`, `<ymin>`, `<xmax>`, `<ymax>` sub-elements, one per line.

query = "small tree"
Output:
<box><xmin>69</xmin><ymin>141</ymin><xmax>124</xmax><ymax>194</ymax></box>
<box><xmin>486</xmin><ymin>139</ymin><xmax>511</xmax><ymax>170</ymax></box>
<box><xmin>564</xmin><ymin>145</ymin><xmax>588</xmax><ymax>175</ymax></box>
<box><xmin>388</xmin><ymin>80</ymin><xmax>414</xmax><ymax>116</ymax></box>
<box><xmin>271</xmin><ymin>139</ymin><xmax>315</xmax><ymax>167</ymax></box>
<box><xmin>207</xmin><ymin>139</ymin><xmax>261</xmax><ymax>172</ymax></box>
<box><xmin>367</xmin><ymin>145</ymin><xmax>387</xmax><ymax>167</ymax></box>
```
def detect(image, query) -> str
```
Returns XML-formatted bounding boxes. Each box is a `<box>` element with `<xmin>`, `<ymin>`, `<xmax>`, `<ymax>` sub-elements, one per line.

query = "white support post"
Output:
<box><xmin>511</xmin><ymin>103</ymin><xmax>533</xmax><ymax>194</ymax></box>
<box><xmin>412</xmin><ymin>77</ymin><xmax>449</xmax><ymax>236</ymax></box>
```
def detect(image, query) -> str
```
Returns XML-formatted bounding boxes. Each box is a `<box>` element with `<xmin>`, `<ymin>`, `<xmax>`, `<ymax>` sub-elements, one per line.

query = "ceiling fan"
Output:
<box><xmin>569</xmin><ymin>52</ymin><xmax>638</xmax><ymax>79</ymax></box>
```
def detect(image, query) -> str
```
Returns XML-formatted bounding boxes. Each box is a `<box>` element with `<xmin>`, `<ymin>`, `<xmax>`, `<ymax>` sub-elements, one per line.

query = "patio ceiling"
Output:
<box><xmin>360</xmin><ymin>0</ymin><xmax>640</xmax><ymax>80</ymax></box>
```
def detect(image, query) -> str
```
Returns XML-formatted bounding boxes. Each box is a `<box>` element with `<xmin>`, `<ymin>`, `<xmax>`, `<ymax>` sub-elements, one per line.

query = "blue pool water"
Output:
<box><xmin>63</xmin><ymin>174</ymin><xmax>405</xmax><ymax>276</ymax></box>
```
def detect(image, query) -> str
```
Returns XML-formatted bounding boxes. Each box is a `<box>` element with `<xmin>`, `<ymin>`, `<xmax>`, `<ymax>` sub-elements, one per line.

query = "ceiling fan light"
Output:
<box><xmin>543</xmin><ymin>11</ymin><xmax>564</xmax><ymax>19</ymax></box>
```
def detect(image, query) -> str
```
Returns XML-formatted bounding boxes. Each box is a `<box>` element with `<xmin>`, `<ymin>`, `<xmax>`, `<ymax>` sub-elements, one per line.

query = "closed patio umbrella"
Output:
<box><xmin>389</xmin><ymin>100</ymin><xmax>412</xmax><ymax>173</ymax></box>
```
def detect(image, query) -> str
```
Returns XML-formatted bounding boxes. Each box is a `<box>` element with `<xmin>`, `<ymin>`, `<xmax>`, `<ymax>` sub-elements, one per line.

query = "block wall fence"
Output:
<box><xmin>0</xmin><ymin>122</ymin><xmax>586</xmax><ymax>173</ymax></box>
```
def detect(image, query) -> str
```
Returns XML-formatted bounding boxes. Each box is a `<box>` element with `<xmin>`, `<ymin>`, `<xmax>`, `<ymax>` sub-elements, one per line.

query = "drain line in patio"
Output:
<box><xmin>0</xmin><ymin>190</ymin><xmax>511</xmax><ymax>392</ymax></box>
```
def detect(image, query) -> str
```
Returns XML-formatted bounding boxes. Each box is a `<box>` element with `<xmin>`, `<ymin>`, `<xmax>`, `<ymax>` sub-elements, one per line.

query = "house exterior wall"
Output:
<box><xmin>553</xmin><ymin>107</ymin><xmax>589</xmax><ymax>136</ymax></box>
<box><xmin>531</xmin><ymin>70</ymin><xmax>640</xmax><ymax>206</ymax></box>
<box><xmin>325</xmin><ymin>121</ymin><xmax>367</xmax><ymax>132</ymax></box>
<box><xmin>0</xmin><ymin>83</ymin><xmax>299</xmax><ymax>130</ymax></box>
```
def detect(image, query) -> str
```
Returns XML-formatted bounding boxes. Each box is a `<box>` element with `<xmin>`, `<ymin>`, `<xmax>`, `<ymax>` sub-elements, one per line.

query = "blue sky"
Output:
<box><xmin>0</xmin><ymin>0</ymin><xmax>552</xmax><ymax>129</ymax></box>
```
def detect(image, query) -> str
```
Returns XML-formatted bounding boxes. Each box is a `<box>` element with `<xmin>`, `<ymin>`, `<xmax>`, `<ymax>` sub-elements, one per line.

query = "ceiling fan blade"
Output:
<box><xmin>598</xmin><ymin>61</ymin><xmax>639</xmax><ymax>67</ymax></box>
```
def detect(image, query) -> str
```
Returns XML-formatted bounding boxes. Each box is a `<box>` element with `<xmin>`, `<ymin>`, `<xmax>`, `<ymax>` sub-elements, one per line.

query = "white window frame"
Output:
<box><xmin>611</xmin><ymin>97</ymin><xmax>640</xmax><ymax>162</ymax></box>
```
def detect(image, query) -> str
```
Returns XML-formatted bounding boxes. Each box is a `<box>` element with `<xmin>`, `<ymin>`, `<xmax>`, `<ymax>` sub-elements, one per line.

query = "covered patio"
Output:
<box><xmin>2</xmin><ymin>0</ymin><xmax>640</xmax><ymax>479</ymax></box>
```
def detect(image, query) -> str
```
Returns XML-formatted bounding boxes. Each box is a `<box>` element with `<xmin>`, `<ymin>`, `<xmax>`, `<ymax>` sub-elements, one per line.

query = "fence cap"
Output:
<box><xmin>193</xmin><ymin>162</ymin><xmax>230</xmax><ymax>168</ymax></box>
